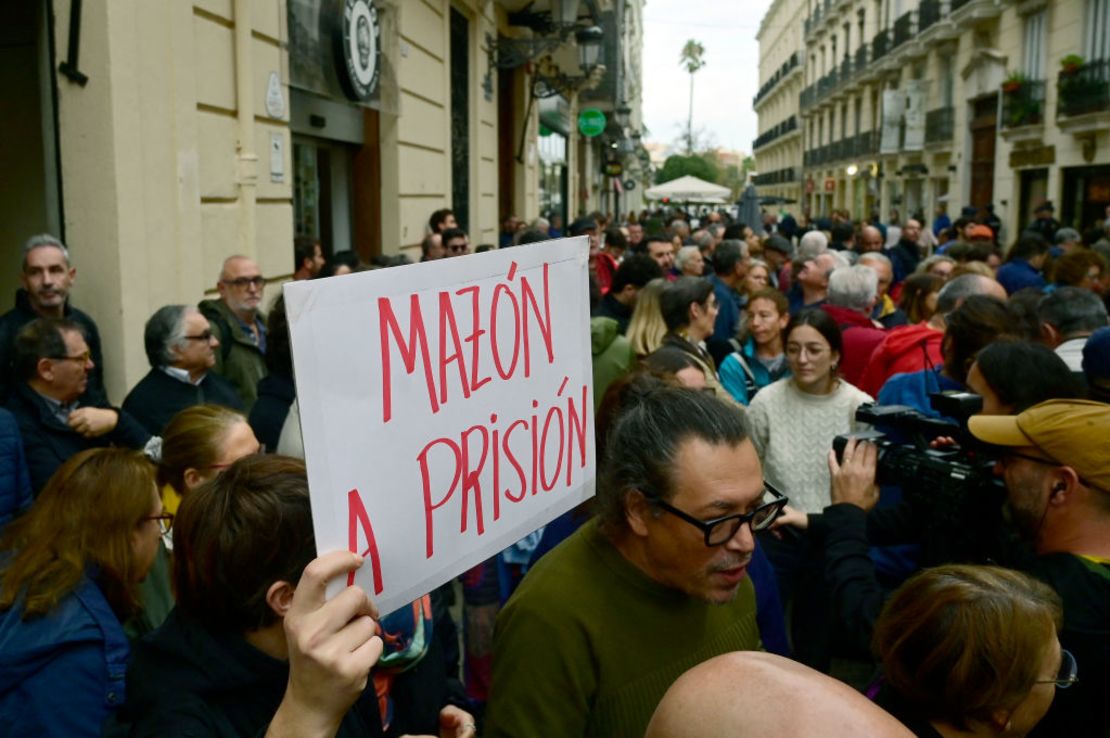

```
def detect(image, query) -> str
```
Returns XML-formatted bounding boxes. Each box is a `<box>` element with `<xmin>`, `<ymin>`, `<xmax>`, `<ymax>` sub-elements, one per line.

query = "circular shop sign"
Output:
<box><xmin>578</xmin><ymin>108</ymin><xmax>607</xmax><ymax>138</ymax></box>
<box><xmin>336</xmin><ymin>0</ymin><xmax>381</xmax><ymax>102</ymax></box>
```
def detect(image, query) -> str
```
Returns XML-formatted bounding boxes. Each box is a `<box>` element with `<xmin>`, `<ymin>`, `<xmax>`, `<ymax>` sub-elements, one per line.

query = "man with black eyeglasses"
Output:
<box><xmin>485</xmin><ymin>382</ymin><xmax>784</xmax><ymax>738</ymax></box>
<box><xmin>5</xmin><ymin>317</ymin><xmax>149</xmax><ymax>493</ymax></box>
<box><xmin>968</xmin><ymin>400</ymin><xmax>1110</xmax><ymax>738</ymax></box>
<box><xmin>199</xmin><ymin>255</ymin><xmax>269</xmax><ymax>409</ymax></box>
<box><xmin>122</xmin><ymin>305</ymin><xmax>244</xmax><ymax>435</ymax></box>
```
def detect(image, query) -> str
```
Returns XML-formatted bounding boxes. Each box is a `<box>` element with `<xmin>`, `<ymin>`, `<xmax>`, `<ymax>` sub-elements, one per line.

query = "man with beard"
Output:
<box><xmin>0</xmin><ymin>235</ymin><xmax>106</xmax><ymax>403</ymax></box>
<box><xmin>485</xmin><ymin>382</ymin><xmax>779</xmax><ymax>738</ymax></box>
<box><xmin>888</xmin><ymin>218</ymin><xmax>923</xmax><ymax>284</ymax></box>
<box><xmin>968</xmin><ymin>400</ymin><xmax>1110</xmax><ymax>738</ymax></box>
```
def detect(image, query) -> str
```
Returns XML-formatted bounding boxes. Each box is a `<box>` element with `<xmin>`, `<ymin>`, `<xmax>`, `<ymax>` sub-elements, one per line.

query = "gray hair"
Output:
<box><xmin>798</xmin><ymin>230</ymin><xmax>829</xmax><ymax>258</ymax></box>
<box><xmin>858</xmin><ymin>251</ymin><xmax>892</xmax><ymax>269</ymax></box>
<box><xmin>674</xmin><ymin>245</ymin><xmax>702</xmax><ymax>272</ymax></box>
<box><xmin>529</xmin><ymin>217</ymin><xmax>550</xmax><ymax>232</ymax></box>
<box><xmin>713</xmin><ymin>239</ymin><xmax>748</xmax><ymax>276</ymax></box>
<box><xmin>1054</xmin><ymin>228</ymin><xmax>1081</xmax><ymax>245</ymax></box>
<box><xmin>828</xmin><ymin>265</ymin><xmax>878</xmax><ymax>311</ymax></box>
<box><xmin>597</xmin><ymin>377</ymin><xmax>750</xmax><ymax>536</ymax></box>
<box><xmin>692</xmin><ymin>230</ymin><xmax>714</xmax><ymax>250</ymax></box>
<box><xmin>144</xmin><ymin>305</ymin><xmax>192</xmax><ymax>368</ymax></box>
<box><xmin>708</xmin><ymin>224</ymin><xmax>725</xmax><ymax>239</ymax></box>
<box><xmin>1038</xmin><ymin>287</ymin><xmax>1109</xmax><ymax>337</ymax></box>
<box><xmin>22</xmin><ymin>234</ymin><xmax>71</xmax><ymax>267</ymax></box>
<box><xmin>936</xmin><ymin>274</ymin><xmax>995</xmax><ymax>314</ymax></box>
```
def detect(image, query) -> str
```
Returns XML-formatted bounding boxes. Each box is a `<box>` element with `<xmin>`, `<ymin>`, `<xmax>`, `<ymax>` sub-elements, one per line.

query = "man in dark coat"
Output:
<box><xmin>0</xmin><ymin>234</ymin><xmax>106</xmax><ymax>404</ymax></box>
<box><xmin>198</xmin><ymin>256</ymin><xmax>268</xmax><ymax>409</ymax></box>
<box><xmin>5</xmin><ymin>318</ymin><xmax>149</xmax><ymax>493</ymax></box>
<box><xmin>122</xmin><ymin>305</ymin><xmax>244</xmax><ymax>436</ymax></box>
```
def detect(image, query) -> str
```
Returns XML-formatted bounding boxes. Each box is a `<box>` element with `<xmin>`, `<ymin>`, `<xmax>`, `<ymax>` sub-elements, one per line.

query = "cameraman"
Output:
<box><xmin>968</xmin><ymin>400</ymin><xmax>1110</xmax><ymax>738</ymax></box>
<box><xmin>776</xmin><ymin>341</ymin><xmax>1081</xmax><ymax>662</ymax></box>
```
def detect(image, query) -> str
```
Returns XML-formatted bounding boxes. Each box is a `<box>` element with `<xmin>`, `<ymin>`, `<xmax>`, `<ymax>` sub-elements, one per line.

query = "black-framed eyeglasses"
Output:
<box><xmin>184</xmin><ymin>330</ymin><xmax>214</xmax><ymax>342</ymax></box>
<box><xmin>647</xmin><ymin>482</ymin><xmax>789</xmax><ymax>546</ymax></box>
<box><xmin>1035</xmin><ymin>649</ymin><xmax>1078</xmax><ymax>689</ymax></box>
<box><xmin>142</xmin><ymin>512</ymin><xmax>175</xmax><ymax>535</ymax></box>
<box><xmin>222</xmin><ymin>276</ymin><xmax>265</xmax><ymax>289</ymax></box>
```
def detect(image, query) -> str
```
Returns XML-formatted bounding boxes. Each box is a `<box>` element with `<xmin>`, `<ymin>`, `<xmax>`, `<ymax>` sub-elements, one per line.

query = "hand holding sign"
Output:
<box><xmin>267</xmin><ymin>551</ymin><xmax>383</xmax><ymax>738</ymax></box>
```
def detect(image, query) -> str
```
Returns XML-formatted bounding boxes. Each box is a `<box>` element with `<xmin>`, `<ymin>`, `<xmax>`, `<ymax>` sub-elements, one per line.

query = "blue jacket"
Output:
<box><xmin>0</xmin><ymin>574</ymin><xmax>129</xmax><ymax>736</ymax></box>
<box><xmin>719</xmin><ymin>338</ymin><xmax>789</xmax><ymax>405</ymax></box>
<box><xmin>877</xmin><ymin>366</ymin><xmax>963</xmax><ymax>418</ymax></box>
<box><xmin>996</xmin><ymin>259</ymin><xmax>1047</xmax><ymax>296</ymax></box>
<box><xmin>0</xmin><ymin>408</ymin><xmax>31</xmax><ymax>527</ymax></box>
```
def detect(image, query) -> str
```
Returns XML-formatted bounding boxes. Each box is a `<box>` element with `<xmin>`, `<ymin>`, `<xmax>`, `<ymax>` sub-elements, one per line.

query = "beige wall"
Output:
<box><xmin>387</xmin><ymin>0</ymin><xmax>537</xmax><ymax>259</ymax></box>
<box><xmin>53</xmin><ymin>0</ymin><xmax>292</xmax><ymax>401</ymax></box>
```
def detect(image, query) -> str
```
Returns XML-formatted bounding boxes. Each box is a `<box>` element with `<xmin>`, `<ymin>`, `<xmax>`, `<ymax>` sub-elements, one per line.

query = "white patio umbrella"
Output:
<box><xmin>644</xmin><ymin>175</ymin><xmax>731</xmax><ymax>203</ymax></box>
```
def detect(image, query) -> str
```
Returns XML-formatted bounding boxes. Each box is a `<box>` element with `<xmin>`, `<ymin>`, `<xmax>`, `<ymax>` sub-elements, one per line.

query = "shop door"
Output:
<box><xmin>968</xmin><ymin>95</ymin><xmax>997</xmax><ymax>210</ymax></box>
<box><xmin>1062</xmin><ymin>166</ymin><xmax>1110</xmax><ymax>231</ymax></box>
<box><xmin>1018</xmin><ymin>168</ymin><xmax>1049</xmax><ymax>232</ymax></box>
<box><xmin>293</xmin><ymin>137</ymin><xmax>354</xmax><ymax>257</ymax></box>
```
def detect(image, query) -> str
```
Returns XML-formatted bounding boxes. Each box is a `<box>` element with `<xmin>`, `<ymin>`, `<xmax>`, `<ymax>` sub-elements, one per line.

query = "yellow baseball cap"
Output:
<box><xmin>969</xmin><ymin>400</ymin><xmax>1110</xmax><ymax>491</ymax></box>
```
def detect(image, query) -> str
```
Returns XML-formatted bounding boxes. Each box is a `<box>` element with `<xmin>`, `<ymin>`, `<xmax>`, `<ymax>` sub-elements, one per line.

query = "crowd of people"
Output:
<box><xmin>0</xmin><ymin>195</ymin><xmax>1108</xmax><ymax>737</ymax></box>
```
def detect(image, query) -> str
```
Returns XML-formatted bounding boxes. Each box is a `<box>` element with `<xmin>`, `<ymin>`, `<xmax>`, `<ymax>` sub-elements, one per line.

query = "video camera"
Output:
<box><xmin>833</xmin><ymin>392</ymin><xmax>1017</xmax><ymax>567</ymax></box>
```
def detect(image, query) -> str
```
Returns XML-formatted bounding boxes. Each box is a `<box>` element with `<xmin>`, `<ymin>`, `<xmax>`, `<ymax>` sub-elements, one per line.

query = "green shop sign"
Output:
<box><xmin>577</xmin><ymin>108</ymin><xmax>607</xmax><ymax>138</ymax></box>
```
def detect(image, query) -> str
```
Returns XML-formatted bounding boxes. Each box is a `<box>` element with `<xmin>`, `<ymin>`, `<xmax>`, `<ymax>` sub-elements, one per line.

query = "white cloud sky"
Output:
<box><xmin>641</xmin><ymin>0</ymin><xmax>774</xmax><ymax>154</ymax></box>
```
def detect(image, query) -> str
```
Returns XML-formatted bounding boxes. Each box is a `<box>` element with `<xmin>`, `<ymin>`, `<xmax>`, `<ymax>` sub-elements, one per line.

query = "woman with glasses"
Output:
<box><xmin>873</xmin><ymin>564</ymin><xmax>1069</xmax><ymax>738</ymax></box>
<box><xmin>0</xmin><ymin>448</ymin><xmax>163</xmax><ymax>736</ymax></box>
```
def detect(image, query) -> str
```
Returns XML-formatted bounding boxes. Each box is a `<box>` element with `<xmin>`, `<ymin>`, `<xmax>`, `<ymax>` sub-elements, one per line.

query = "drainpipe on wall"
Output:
<box><xmin>233</xmin><ymin>0</ymin><xmax>257</xmax><ymax>257</ymax></box>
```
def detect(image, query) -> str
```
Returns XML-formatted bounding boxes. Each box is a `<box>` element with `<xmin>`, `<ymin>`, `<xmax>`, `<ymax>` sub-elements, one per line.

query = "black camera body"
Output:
<box><xmin>833</xmin><ymin>392</ymin><xmax>1019</xmax><ymax>567</ymax></box>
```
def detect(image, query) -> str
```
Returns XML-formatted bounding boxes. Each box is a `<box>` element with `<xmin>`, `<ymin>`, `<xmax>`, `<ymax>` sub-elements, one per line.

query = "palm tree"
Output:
<box><xmin>679</xmin><ymin>39</ymin><xmax>706</xmax><ymax>154</ymax></box>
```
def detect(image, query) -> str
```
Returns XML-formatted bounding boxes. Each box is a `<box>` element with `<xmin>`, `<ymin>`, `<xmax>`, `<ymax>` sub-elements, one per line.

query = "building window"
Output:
<box><xmin>1086</xmin><ymin>0</ymin><xmax>1110</xmax><ymax>60</ymax></box>
<box><xmin>1022</xmin><ymin>10</ymin><xmax>1046</xmax><ymax>79</ymax></box>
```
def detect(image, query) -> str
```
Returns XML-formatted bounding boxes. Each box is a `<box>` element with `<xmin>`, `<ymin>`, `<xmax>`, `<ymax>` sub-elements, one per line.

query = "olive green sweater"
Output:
<box><xmin>484</xmin><ymin>519</ymin><xmax>761</xmax><ymax>738</ymax></box>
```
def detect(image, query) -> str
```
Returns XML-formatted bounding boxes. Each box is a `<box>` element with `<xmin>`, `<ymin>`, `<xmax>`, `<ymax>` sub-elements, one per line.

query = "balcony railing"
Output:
<box><xmin>854</xmin><ymin>45</ymin><xmax>869</xmax><ymax>72</ymax></box>
<box><xmin>752</xmin><ymin>115</ymin><xmax>799</xmax><ymax>150</ymax></box>
<box><xmin>950</xmin><ymin>0</ymin><xmax>971</xmax><ymax>11</ymax></box>
<box><xmin>892</xmin><ymin>11</ymin><xmax>915</xmax><ymax>48</ymax></box>
<box><xmin>1001</xmin><ymin>79</ymin><xmax>1045</xmax><ymax>128</ymax></box>
<box><xmin>1057</xmin><ymin>59</ymin><xmax>1110</xmax><ymax>118</ymax></box>
<box><xmin>839</xmin><ymin>57</ymin><xmax>853</xmax><ymax>82</ymax></box>
<box><xmin>919</xmin><ymin>0</ymin><xmax>943</xmax><ymax>31</ymax></box>
<box><xmin>800</xmin><ymin>84</ymin><xmax>816</xmax><ymax>109</ymax></box>
<box><xmin>753</xmin><ymin>168</ymin><xmax>799</xmax><ymax>186</ymax></box>
<box><xmin>817</xmin><ymin>68</ymin><xmax>839</xmax><ymax>100</ymax></box>
<box><xmin>924</xmin><ymin>106</ymin><xmax>955</xmax><ymax>144</ymax></box>
<box><xmin>753</xmin><ymin>52</ymin><xmax>801</xmax><ymax>107</ymax></box>
<box><xmin>872</xmin><ymin>29</ymin><xmax>890</xmax><ymax>62</ymax></box>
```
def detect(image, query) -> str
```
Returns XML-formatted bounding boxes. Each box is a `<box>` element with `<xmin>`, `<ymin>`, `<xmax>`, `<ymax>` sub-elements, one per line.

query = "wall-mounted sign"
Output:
<box><xmin>623</xmin><ymin>179</ymin><xmax>637</xmax><ymax>191</ymax></box>
<box><xmin>336</xmin><ymin>0</ymin><xmax>381</xmax><ymax>102</ymax></box>
<box><xmin>578</xmin><ymin>108</ymin><xmax>607</xmax><ymax>138</ymax></box>
<box><xmin>265</xmin><ymin>71</ymin><xmax>285</xmax><ymax>118</ymax></box>
<box><xmin>603</xmin><ymin>161</ymin><xmax>624</xmax><ymax>177</ymax></box>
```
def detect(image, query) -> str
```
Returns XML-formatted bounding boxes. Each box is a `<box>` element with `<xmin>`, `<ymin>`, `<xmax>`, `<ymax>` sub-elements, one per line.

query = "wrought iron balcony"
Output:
<box><xmin>753</xmin><ymin>168</ymin><xmax>799</xmax><ymax>186</ymax></box>
<box><xmin>854</xmin><ymin>45</ymin><xmax>869</xmax><ymax>72</ymax></box>
<box><xmin>839</xmin><ymin>57</ymin><xmax>853</xmax><ymax>82</ymax></box>
<box><xmin>753</xmin><ymin>52</ymin><xmax>801</xmax><ymax>107</ymax></box>
<box><xmin>1057</xmin><ymin>59</ymin><xmax>1110</xmax><ymax>118</ymax></box>
<box><xmin>918</xmin><ymin>0</ymin><xmax>943</xmax><ymax>31</ymax></box>
<box><xmin>872</xmin><ymin>29</ymin><xmax>890</xmax><ymax>62</ymax></box>
<box><xmin>752</xmin><ymin>115</ymin><xmax>799</xmax><ymax>150</ymax></box>
<box><xmin>817</xmin><ymin>68</ymin><xmax>839</xmax><ymax>100</ymax></box>
<box><xmin>1001</xmin><ymin>79</ymin><xmax>1045</xmax><ymax>128</ymax></box>
<box><xmin>892</xmin><ymin>11</ymin><xmax>915</xmax><ymax>48</ymax></box>
<box><xmin>924</xmin><ymin>106</ymin><xmax>955</xmax><ymax>144</ymax></box>
<box><xmin>950</xmin><ymin>0</ymin><xmax>971</xmax><ymax>11</ymax></box>
<box><xmin>801</xmin><ymin>85</ymin><xmax>816</xmax><ymax>109</ymax></box>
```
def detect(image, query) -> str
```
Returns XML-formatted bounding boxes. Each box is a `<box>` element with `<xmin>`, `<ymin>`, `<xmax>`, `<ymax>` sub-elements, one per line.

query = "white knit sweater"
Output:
<box><xmin>746</xmin><ymin>378</ymin><xmax>874</xmax><ymax>514</ymax></box>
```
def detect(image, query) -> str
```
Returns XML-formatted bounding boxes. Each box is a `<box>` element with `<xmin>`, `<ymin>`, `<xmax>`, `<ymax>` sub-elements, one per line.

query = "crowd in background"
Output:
<box><xmin>0</xmin><ymin>193</ymin><xmax>1109</xmax><ymax>737</ymax></box>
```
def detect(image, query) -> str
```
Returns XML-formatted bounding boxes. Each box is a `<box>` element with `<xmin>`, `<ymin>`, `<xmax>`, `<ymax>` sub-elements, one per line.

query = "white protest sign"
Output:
<box><xmin>283</xmin><ymin>238</ymin><xmax>596</xmax><ymax>614</ymax></box>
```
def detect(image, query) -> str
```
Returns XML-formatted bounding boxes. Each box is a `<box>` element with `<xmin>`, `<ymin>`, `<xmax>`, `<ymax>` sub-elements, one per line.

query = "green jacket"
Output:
<box><xmin>591</xmin><ymin>317</ymin><xmax>635</xmax><ymax>411</ymax></box>
<box><xmin>198</xmin><ymin>298</ymin><xmax>267</xmax><ymax>410</ymax></box>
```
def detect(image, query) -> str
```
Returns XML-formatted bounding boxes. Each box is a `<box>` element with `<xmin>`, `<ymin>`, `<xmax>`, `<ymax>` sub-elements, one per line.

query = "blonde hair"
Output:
<box><xmin>158</xmin><ymin>404</ymin><xmax>248</xmax><ymax>494</ymax></box>
<box><xmin>626</xmin><ymin>278</ymin><xmax>668</xmax><ymax>357</ymax></box>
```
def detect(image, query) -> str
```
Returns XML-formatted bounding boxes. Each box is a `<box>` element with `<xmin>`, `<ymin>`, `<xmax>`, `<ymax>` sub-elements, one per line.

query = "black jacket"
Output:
<box><xmin>248</xmin><ymin>373</ymin><xmax>295</xmax><ymax>451</ymax></box>
<box><xmin>0</xmin><ymin>290</ymin><xmax>107</xmax><ymax>404</ymax></box>
<box><xmin>122</xmin><ymin>369</ymin><xmax>245</xmax><ymax>436</ymax></box>
<box><xmin>591</xmin><ymin>293</ymin><xmax>633</xmax><ymax>335</ymax></box>
<box><xmin>5</xmin><ymin>383</ymin><xmax>150</xmax><ymax>494</ymax></box>
<box><xmin>113</xmin><ymin>590</ymin><xmax>467</xmax><ymax>738</ymax></box>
